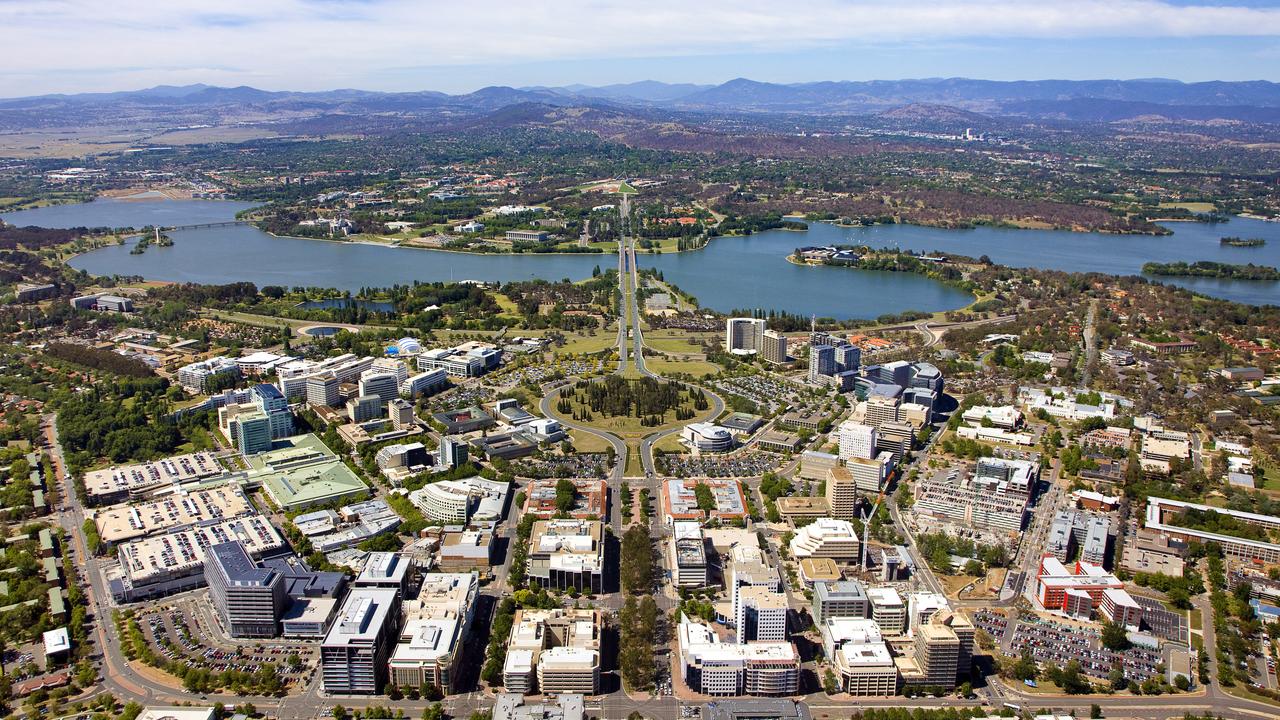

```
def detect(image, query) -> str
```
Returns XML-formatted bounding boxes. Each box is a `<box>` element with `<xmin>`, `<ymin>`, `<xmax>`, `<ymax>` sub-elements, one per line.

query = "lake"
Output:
<box><xmin>7</xmin><ymin>198</ymin><xmax>1276</xmax><ymax>317</ymax></box>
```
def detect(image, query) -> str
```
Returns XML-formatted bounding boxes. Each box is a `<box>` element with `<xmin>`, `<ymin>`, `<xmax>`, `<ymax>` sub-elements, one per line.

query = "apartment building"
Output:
<box><xmin>726</xmin><ymin>318</ymin><xmax>767</xmax><ymax>354</ymax></box>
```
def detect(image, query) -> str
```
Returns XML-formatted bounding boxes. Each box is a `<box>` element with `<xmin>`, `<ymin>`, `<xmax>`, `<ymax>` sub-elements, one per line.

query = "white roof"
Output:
<box><xmin>43</xmin><ymin>627</ymin><xmax>70</xmax><ymax>655</ymax></box>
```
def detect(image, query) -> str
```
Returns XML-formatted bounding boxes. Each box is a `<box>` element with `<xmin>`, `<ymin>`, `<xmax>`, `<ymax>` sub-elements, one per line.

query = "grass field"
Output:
<box><xmin>645</xmin><ymin>358</ymin><xmax>720</xmax><ymax>378</ymax></box>
<box><xmin>1158</xmin><ymin>201</ymin><xmax>1217</xmax><ymax>213</ymax></box>
<box><xmin>654</xmin><ymin>434</ymin><xmax>686</xmax><ymax>453</ymax></box>
<box><xmin>568</xmin><ymin>429</ymin><xmax>613</xmax><ymax>454</ymax></box>
<box><xmin>556</xmin><ymin>329</ymin><xmax>617</xmax><ymax>355</ymax></box>
<box><xmin>644</xmin><ymin>332</ymin><xmax>705</xmax><ymax>354</ymax></box>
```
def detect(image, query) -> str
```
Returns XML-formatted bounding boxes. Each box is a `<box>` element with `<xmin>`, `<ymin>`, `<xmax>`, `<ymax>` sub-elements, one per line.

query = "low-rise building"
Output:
<box><xmin>789</xmin><ymin>518</ymin><xmax>860</xmax><ymax>564</ymax></box>
<box><xmin>389</xmin><ymin>572</ymin><xmax>478</xmax><ymax>692</ymax></box>
<box><xmin>661</xmin><ymin>478</ymin><xmax>748</xmax><ymax>525</ymax></box>
<box><xmin>503</xmin><ymin>608</ymin><xmax>601</xmax><ymax>695</ymax></box>
<box><xmin>527</xmin><ymin>520</ymin><xmax>604</xmax><ymax>594</ymax></box>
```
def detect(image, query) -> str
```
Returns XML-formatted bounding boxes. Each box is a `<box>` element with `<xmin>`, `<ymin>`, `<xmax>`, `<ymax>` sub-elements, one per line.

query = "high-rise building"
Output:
<box><xmin>825</xmin><ymin>466</ymin><xmax>860</xmax><ymax>520</ymax></box>
<box><xmin>866</xmin><ymin>587</ymin><xmax>907</xmax><ymax>635</ymax></box>
<box><xmin>761</xmin><ymin>330</ymin><xmax>788</xmax><ymax>365</ymax></box>
<box><xmin>875</xmin><ymin>421</ymin><xmax>914</xmax><ymax>464</ymax></box>
<box><xmin>347</xmin><ymin>395</ymin><xmax>382</xmax><ymax>423</ymax></box>
<box><xmin>235</xmin><ymin>411</ymin><xmax>274</xmax><ymax>455</ymax></box>
<box><xmin>388</xmin><ymin>398</ymin><xmax>417</xmax><ymax>430</ymax></box>
<box><xmin>359</xmin><ymin>370</ymin><xmax>400</xmax><ymax>407</ymax></box>
<box><xmin>834</xmin><ymin>344</ymin><xmax>861</xmax><ymax>374</ymax></box>
<box><xmin>403</xmin><ymin>369</ymin><xmax>448</xmax><ymax>398</ymax></box>
<box><xmin>305</xmin><ymin>372</ymin><xmax>340</xmax><ymax>407</ymax></box>
<box><xmin>809</xmin><ymin>344</ymin><xmax>836</xmax><ymax>383</ymax></box>
<box><xmin>204</xmin><ymin>541</ymin><xmax>288</xmax><ymax>638</ymax></box>
<box><xmin>736</xmin><ymin>586</ymin><xmax>787</xmax><ymax>643</ymax></box>
<box><xmin>726</xmin><ymin>318</ymin><xmax>767</xmax><ymax>354</ymax></box>
<box><xmin>251</xmin><ymin>383</ymin><xmax>295</xmax><ymax>439</ymax></box>
<box><xmin>438</xmin><ymin>435</ymin><xmax>468</xmax><ymax>468</ymax></box>
<box><xmin>370</xmin><ymin>357</ymin><xmax>409</xmax><ymax>389</ymax></box>
<box><xmin>321</xmin><ymin>587</ymin><xmax>403</xmax><ymax>694</ymax></box>
<box><xmin>864</xmin><ymin>396</ymin><xmax>901</xmax><ymax>428</ymax></box>
<box><xmin>836</xmin><ymin>421</ymin><xmax>877</xmax><ymax>461</ymax></box>
<box><xmin>912</xmin><ymin>621</ymin><xmax>961</xmax><ymax>689</ymax></box>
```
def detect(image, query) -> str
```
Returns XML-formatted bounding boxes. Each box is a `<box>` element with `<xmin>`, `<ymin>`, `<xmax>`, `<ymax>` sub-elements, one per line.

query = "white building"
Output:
<box><xmin>836</xmin><ymin>421</ymin><xmax>877</xmax><ymax>461</ymax></box>
<box><xmin>682</xmin><ymin>423</ymin><xmax>734</xmax><ymax>453</ymax></box>
<box><xmin>677</xmin><ymin>615</ymin><xmax>799</xmax><ymax>697</ymax></box>
<box><xmin>789</xmin><ymin>518</ymin><xmax>861</xmax><ymax>563</ymax></box>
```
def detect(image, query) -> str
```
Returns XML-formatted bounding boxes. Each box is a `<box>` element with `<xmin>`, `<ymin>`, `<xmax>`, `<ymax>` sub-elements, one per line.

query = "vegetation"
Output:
<box><xmin>1143</xmin><ymin>261</ymin><xmax>1280</xmax><ymax>281</ymax></box>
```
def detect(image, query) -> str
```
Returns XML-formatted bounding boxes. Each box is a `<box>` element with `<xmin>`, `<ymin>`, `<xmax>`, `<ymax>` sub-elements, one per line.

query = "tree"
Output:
<box><xmin>823</xmin><ymin>668</ymin><xmax>839</xmax><ymax>694</ymax></box>
<box><xmin>333</xmin><ymin>705</ymin><xmax>347</xmax><ymax>720</ymax></box>
<box><xmin>1011</xmin><ymin>648</ymin><xmax>1037</xmax><ymax>681</ymax></box>
<box><xmin>1090</xmin><ymin>704</ymin><xmax>1102</xmax><ymax>719</ymax></box>
<box><xmin>1100</xmin><ymin>621</ymin><xmax>1131</xmax><ymax>652</ymax></box>
<box><xmin>422</xmin><ymin>703</ymin><xmax>445</xmax><ymax>720</ymax></box>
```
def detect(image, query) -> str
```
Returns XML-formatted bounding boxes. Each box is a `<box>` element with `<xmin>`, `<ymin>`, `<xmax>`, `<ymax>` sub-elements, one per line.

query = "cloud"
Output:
<box><xmin>1</xmin><ymin>1</ymin><xmax>1278</xmax><ymax>95</ymax></box>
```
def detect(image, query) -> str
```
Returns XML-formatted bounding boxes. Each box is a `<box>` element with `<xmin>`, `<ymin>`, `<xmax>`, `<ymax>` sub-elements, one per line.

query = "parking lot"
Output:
<box><xmin>657</xmin><ymin>452</ymin><xmax>779</xmax><ymax>478</ymax></box>
<box><xmin>974</xmin><ymin>610</ymin><xmax>1162</xmax><ymax>683</ymax></box>
<box><xmin>715</xmin><ymin>375</ymin><xmax>803</xmax><ymax>413</ymax></box>
<box><xmin>1133</xmin><ymin>595</ymin><xmax>1189</xmax><ymax>642</ymax></box>
<box><xmin>519</xmin><ymin>453</ymin><xmax>612</xmax><ymax>479</ymax></box>
<box><xmin>136</xmin><ymin>603</ymin><xmax>317</xmax><ymax>688</ymax></box>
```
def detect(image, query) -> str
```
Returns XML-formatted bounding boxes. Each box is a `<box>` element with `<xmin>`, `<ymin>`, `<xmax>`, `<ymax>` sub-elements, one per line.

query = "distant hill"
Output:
<box><xmin>5</xmin><ymin>77</ymin><xmax>1280</xmax><ymax>132</ymax></box>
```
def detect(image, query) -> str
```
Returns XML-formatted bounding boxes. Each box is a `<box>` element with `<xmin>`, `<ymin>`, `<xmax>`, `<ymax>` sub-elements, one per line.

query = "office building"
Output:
<box><xmin>388</xmin><ymin>398</ymin><xmax>417</xmax><ymax>430</ymax></box>
<box><xmin>809</xmin><ymin>344</ymin><xmax>836</xmax><ymax>384</ymax></box>
<box><xmin>789</xmin><ymin>519</ymin><xmax>860</xmax><ymax>564</ymax></box>
<box><xmin>389</xmin><ymin>572</ymin><xmax>478</xmax><ymax>692</ymax></box>
<box><xmin>671</xmin><ymin>522</ymin><xmax>709</xmax><ymax>588</ymax></box>
<box><xmin>914</xmin><ymin>458</ymin><xmax>1038</xmax><ymax>533</ymax></box>
<box><xmin>348</xmin><ymin>395</ymin><xmax>382</xmax><ymax>423</ymax></box>
<box><xmin>204</xmin><ymin>541</ymin><xmax>288</xmax><ymax>638</ymax></box>
<box><xmin>305</xmin><ymin>372</ymin><xmax>341</xmax><ymax>407</ymax></box>
<box><xmin>682</xmin><ymin>423</ymin><xmax>734</xmax><ymax>453</ymax></box>
<box><xmin>1034</xmin><ymin>555</ymin><xmax>1143</xmax><ymax>630</ymax></box>
<box><xmin>359</xmin><ymin>370</ymin><xmax>401</xmax><ymax>407</ymax></box>
<box><xmin>1143</xmin><ymin>497</ymin><xmax>1280</xmax><ymax>564</ymax></box>
<box><xmin>523</xmin><ymin>478</ymin><xmax>607</xmax><ymax>519</ymax></box>
<box><xmin>250</xmin><ymin>383</ymin><xmax>295</xmax><ymax>439</ymax></box>
<box><xmin>662</xmin><ymin>478</ymin><xmax>748</xmax><ymax>524</ymax></box>
<box><xmin>177</xmin><ymin>357</ymin><xmax>240</xmax><ymax>393</ymax></box>
<box><xmin>737</xmin><ymin>586</ymin><xmax>787</xmax><ymax>643</ymax></box>
<box><xmin>417</xmin><ymin>343</ymin><xmax>502</xmax><ymax>378</ymax></box>
<box><xmin>403</xmin><ymin>369</ymin><xmax>448</xmax><ymax>398</ymax></box>
<box><xmin>834</xmin><ymin>344</ymin><xmax>861</xmax><ymax>374</ymax></box>
<box><xmin>726</xmin><ymin>318</ymin><xmax>767</xmax><ymax>355</ymax></box>
<box><xmin>837</xmin><ymin>421</ymin><xmax>877</xmax><ymax>461</ymax></box>
<box><xmin>677</xmin><ymin>615</ymin><xmax>799</xmax><ymax>697</ymax></box>
<box><xmin>503</xmin><ymin>609</ymin><xmax>601</xmax><ymax>695</ymax></box>
<box><xmin>321</xmin><ymin>588</ymin><xmax>403</xmax><ymax>694</ymax></box>
<box><xmin>234</xmin><ymin>411</ymin><xmax>274</xmax><ymax>455</ymax></box>
<box><xmin>438</xmin><ymin>435</ymin><xmax>469</xmax><ymax>468</ymax></box>
<box><xmin>866</xmin><ymin>587</ymin><xmax>907</xmax><ymax>635</ymax></box>
<box><xmin>375</xmin><ymin>442</ymin><xmax>430</xmax><ymax>473</ymax></box>
<box><xmin>761</xmin><ymin>330</ymin><xmax>788</xmax><ymax>365</ymax></box>
<box><xmin>353</xmin><ymin>552</ymin><xmax>415</xmax><ymax>598</ymax></box>
<box><xmin>864</xmin><ymin>395</ymin><xmax>900</xmax><ymax>428</ymax></box>
<box><xmin>278</xmin><ymin>354</ymin><xmax>374</xmax><ymax>400</ymax></box>
<box><xmin>813</xmin><ymin>580</ymin><xmax>869</xmax><ymax>626</ymax></box>
<box><xmin>409</xmin><ymin>476</ymin><xmax>509</xmax><ymax>524</ymax></box>
<box><xmin>728</xmin><ymin>543</ymin><xmax>781</xmax><ymax>634</ymax></box>
<box><xmin>910</xmin><ymin>621</ymin><xmax>961</xmax><ymax>689</ymax></box>
<box><xmin>15</xmin><ymin>282</ymin><xmax>56</xmax><ymax>303</ymax></box>
<box><xmin>527</xmin><ymin>520</ymin><xmax>604</xmax><ymax>594</ymax></box>
<box><xmin>821</xmin><ymin>617</ymin><xmax>897</xmax><ymax>696</ymax></box>
<box><xmin>874</xmin><ymin>422</ymin><xmax>913</xmax><ymax>464</ymax></box>
<box><xmin>493</xmin><ymin>693</ymin><xmax>584</xmax><ymax>720</ymax></box>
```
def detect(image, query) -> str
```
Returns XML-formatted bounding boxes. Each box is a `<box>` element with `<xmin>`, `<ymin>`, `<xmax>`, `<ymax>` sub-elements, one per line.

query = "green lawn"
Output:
<box><xmin>646</xmin><ymin>358</ymin><xmax>720</xmax><ymax>378</ymax></box>
<box><xmin>568</xmin><ymin>429</ymin><xmax>613</xmax><ymax>454</ymax></box>
<box><xmin>644</xmin><ymin>333</ymin><xmax>704</xmax><ymax>354</ymax></box>
<box><xmin>556</xmin><ymin>330</ymin><xmax>617</xmax><ymax>356</ymax></box>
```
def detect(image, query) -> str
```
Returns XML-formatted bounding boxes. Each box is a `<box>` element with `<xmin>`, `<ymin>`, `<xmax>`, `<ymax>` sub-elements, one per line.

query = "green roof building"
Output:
<box><xmin>245</xmin><ymin>434</ymin><xmax>369</xmax><ymax>512</ymax></box>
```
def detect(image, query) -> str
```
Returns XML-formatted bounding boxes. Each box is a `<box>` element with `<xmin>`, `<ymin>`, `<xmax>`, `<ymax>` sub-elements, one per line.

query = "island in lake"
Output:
<box><xmin>1143</xmin><ymin>260</ymin><xmax>1280</xmax><ymax>281</ymax></box>
<box><xmin>1220</xmin><ymin>236</ymin><xmax>1266</xmax><ymax>247</ymax></box>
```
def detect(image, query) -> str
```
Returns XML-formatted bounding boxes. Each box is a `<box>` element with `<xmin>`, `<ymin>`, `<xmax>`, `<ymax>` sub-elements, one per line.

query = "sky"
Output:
<box><xmin>2</xmin><ymin>0</ymin><xmax>1280</xmax><ymax>97</ymax></box>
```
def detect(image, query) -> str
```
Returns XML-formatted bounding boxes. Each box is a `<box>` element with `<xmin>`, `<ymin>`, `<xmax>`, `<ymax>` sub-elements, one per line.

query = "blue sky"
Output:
<box><xmin>1</xmin><ymin>1</ymin><xmax>1279</xmax><ymax>97</ymax></box>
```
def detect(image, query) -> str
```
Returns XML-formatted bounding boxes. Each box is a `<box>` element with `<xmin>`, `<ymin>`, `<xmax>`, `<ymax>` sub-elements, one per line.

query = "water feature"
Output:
<box><xmin>0</xmin><ymin>197</ymin><xmax>258</xmax><ymax>229</ymax></box>
<box><xmin>15</xmin><ymin>197</ymin><xmax>1276</xmax><ymax>316</ymax></box>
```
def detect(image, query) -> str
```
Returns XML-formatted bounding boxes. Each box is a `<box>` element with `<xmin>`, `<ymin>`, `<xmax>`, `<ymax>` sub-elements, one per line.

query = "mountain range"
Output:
<box><xmin>6</xmin><ymin>77</ymin><xmax>1280</xmax><ymax>129</ymax></box>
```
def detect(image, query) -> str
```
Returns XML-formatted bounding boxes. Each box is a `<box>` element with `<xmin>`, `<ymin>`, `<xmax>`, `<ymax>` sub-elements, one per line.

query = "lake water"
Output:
<box><xmin>0</xmin><ymin>197</ymin><xmax>259</xmax><ymax>229</ymax></box>
<box><xmin>7</xmin><ymin>198</ymin><xmax>1276</xmax><ymax>317</ymax></box>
